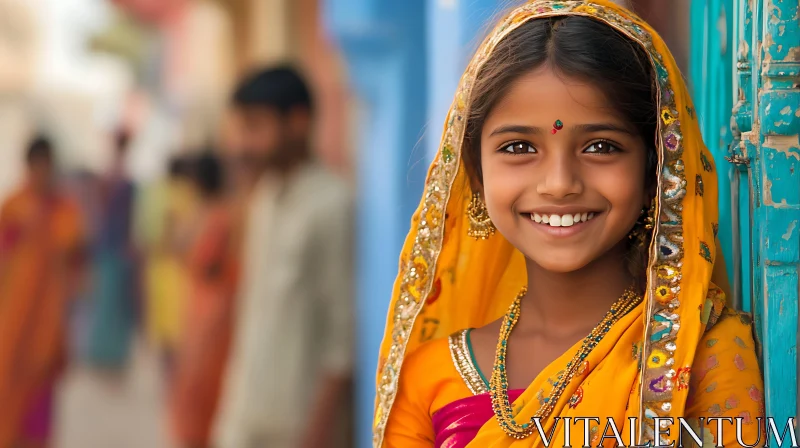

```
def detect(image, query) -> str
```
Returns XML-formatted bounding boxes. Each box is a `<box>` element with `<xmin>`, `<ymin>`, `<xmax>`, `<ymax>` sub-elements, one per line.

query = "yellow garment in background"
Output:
<box><xmin>137</xmin><ymin>179</ymin><xmax>194</xmax><ymax>351</ymax></box>
<box><xmin>373</xmin><ymin>1</ymin><xmax>765</xmax><ymax>447</ymax></box>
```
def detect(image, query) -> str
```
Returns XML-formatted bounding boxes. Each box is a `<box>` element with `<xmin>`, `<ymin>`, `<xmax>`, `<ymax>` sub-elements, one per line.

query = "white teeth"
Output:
<box><xmin>532</xmin><ymin>212</ymin><xmax>598</xmax><ymax>227</ymax></box>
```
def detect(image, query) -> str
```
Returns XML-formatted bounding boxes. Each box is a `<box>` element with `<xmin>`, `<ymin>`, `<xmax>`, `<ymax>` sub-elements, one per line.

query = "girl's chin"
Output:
<box><xmin>524</xmin><ymin>252</ymin><xmax>595</xmax><ymax>274</ymax></box>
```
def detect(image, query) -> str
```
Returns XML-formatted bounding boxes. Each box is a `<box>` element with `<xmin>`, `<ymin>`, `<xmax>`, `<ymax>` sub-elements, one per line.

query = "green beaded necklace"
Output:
<box><xmin>489</xmin><ymin>287</ymin><xmax>642</xmax><ymax>439</ymax></box>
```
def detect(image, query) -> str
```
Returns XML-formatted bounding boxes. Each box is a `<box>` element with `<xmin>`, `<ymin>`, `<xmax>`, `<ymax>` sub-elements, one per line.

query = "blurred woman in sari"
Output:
<box><xmin>86</xmin><ymin>129</ymin><xmax>140</xmax><ymax>370</ymax></box>
<box><xmin>0</xmin><ymin>137</ymin><xmax>86</xmax><ymax>448</ymax></box>
<box><xmin>170</xmin><ymin>152</ymin><xmax>239</xmax><ymax>448</ymax></box>
<box><xmin>138</xmin><ymin>155</ymin><xmax>196</xmax><ymax>375</ymax></box>
<box><xmin>376</xmin><ymin>2</ymin><xmax>765</xmax><ymax>447</ymax></box>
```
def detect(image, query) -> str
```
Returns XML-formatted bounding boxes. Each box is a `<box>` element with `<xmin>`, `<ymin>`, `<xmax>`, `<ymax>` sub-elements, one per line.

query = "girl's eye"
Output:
<box><xmin>500</xmin><ymin>142</ymin><xmax>536</xmax><ymax>154</ymax></box>
<box><xmin>584</xmin><ymin>140</ymin><xmax>620</xmax><ymax>154</ymax></box>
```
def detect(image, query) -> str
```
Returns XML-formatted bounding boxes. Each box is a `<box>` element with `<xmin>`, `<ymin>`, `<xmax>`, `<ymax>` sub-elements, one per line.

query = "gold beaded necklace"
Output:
<box><xmin>490</xmin><ymin>287</ymin><xmax>642</xmax><ymax>439</ymax></box>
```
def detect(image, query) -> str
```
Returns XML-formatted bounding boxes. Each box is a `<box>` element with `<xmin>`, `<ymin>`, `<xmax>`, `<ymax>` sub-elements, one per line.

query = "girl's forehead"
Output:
<box><xmin>484</xmin><ymin>68</ymin><xmax>621</xmax><ymax>127</ymax></box>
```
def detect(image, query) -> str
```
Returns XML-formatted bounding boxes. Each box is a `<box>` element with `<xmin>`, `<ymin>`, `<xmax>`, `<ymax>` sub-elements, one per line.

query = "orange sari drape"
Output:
<box><xmin>169</xmin><ymin>204</ymin><xmax>238</xmax><ymax>446</ymax></box>
<box><xmin>0</xmin><ymin>186</ymin><xmax>84</xmax><ymax>447</ymax></box>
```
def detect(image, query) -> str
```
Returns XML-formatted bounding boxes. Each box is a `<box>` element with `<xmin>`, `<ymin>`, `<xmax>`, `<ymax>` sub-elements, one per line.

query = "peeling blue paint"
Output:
<box><xmin>754</xmin><ymin>0</ymin><xmax>799</xmax><ymax>429</ymax></box>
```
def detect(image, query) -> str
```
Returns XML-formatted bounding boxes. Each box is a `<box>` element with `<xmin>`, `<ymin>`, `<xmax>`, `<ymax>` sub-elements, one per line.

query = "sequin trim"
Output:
<box><xmin>449</xmin><ymin>329</ymin><xmax>489</xmax><ymax>395</ymax></box>
<box><xmin>372</xmin><ymin>2</ymin><xmax>689</xmax><ymax>446</ymax></box>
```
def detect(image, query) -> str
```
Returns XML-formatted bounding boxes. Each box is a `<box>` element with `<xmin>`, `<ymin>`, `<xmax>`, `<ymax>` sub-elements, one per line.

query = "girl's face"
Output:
<box><xmin>480</xmin><ymin>66</ymin><xmax>650</xmax><ymax>273</ymax></box>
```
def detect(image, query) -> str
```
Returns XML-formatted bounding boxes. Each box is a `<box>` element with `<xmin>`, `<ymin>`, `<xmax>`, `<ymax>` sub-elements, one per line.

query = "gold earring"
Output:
<box><xmin>467</xmin><ymin>192</ymin><xmax>495</xmax><ymax>240</ymax></box>
<box><xmin>629</xmin><ymin>199</ymin><xmax>656</xmax><ymax>246</ymax></box>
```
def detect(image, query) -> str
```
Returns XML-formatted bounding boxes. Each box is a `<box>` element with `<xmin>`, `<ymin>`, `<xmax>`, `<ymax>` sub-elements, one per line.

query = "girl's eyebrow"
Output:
<box><xmin>489</xmin><ymin>124</ymin><xmax>544</xmax><ymax>136</ymax></box>
<box><xmin>573</xmin><ymin>122</ymin><xmax>637</xmax><ymax>135</ymax></box>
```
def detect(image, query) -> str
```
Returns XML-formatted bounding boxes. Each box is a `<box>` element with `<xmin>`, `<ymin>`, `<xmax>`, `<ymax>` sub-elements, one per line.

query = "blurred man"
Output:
<box><xmin>213</xmin><ymin>66</ymin><xmax>354</xmax><ymax>448</ymax></box>
<box><xmin>0</xmin><ymin>136</ymin><xmax>86</xmax><ymax>448</ymax></box>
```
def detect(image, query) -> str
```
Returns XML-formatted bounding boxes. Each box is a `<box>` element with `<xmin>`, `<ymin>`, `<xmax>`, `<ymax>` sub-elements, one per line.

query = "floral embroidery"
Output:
<box><xmin>699</xmin><ymin>241</ymin><xmax>713</xmax><ymax>263</ymax></box>
<box><xmin>665</xmin><ymin>132</ymin><xmax>680</xmax><ymax>151</ymax></box>
<box><xmin>590</xmin><ymin>424</ymin><xmax>600</xmax><ymax>445</ymax></box>
<box><xmin>734</xmin><ymin>336</ymin><xmax>749</xmax><ymax>349</ymax></box>
<box><xmin>734</xmin><ymin>353</ymin><xmax>747</xmax><ymax>371</ymax></box>
<box><xmin>696</xmin><ymin>174</ymin><xmax>704</xmax><ymax>196</ymax></box>
<box><xmin>696</xmin><ymin>355</ymin><xmax>719</xmax><ymax>382</ymax></box>
<box><xmin>706</xmin><ymin>338</ymin><xmax>718</xmax><ymax>347</ymax></box>
<box><xmin>739</xmin><ymin>313</ymin><xmax>753</xmax><ymax>325</ymax></box>
<box><xmin>661</xmin><ymin>108</ymin><xmax>677</xmax><ymax>125</ymax></box>
<box><xmin>535</xmin><ymin>389</ymin><xmax>545</xmax><ymax>406</ymax></box>
<box><xmin>738</xmin><ymin>411</ymin><xmax>753</xmax><ymax>424</ymax></box>
<box><xmin>441</xmin><ymin>146</ymin><xmax>454</xmax><ymax>163</ymax></box>
<box><xmin>676</xmin><ymin>367</ymin><xmax>691</xmax><ymax>390</ymax></box>
<box><xmin>573</xmin><ymin>4</ymin><xmax>598</xmax><ymax>13</ymax></box>
<box><xmin>656</xmin><ymin>264</ymin><xmax>680</xmax><ymax>281</ymax></box>
<box><xmin>649</xmin><ymin>375</ymin><xmax>669</xmax><ymax>393</ymax></box>
<box><xmin>419</xmin><ymin>317</ymin><xmax>440</xmax><ymax>342</ymax></box>
<box><xmin>725</xmin><ymin>395</ymin><xmax>740</xmax><ymax>409</ymax></box>
<box><xmin>647</xmin><ymin>350</ymin><xmax>668</xmax><ymax>368</ymax></box>
<box><xmin>708</xmin><ymin>403</ymin><xmax>723</xmax><ymax>416</ymax></box>
<box><xmin>569</xmin><ymin>386</ymin><xmax>584</xmax><ymax>408</ymax></box>
<box><xmin>426</xmin><ymin>278</ymin><xmax>442</xmax><ymax>305</ymax></box>
<box><xmin>705</xmin><ymin>382</ymin><xmax>717</xmax><ymax>393</ymax></box>
<box><xmin>701</xmin><ymin>151</ymin><xmax>713</xmax><ymax>172</ymax></box>
<box><xmin>654</xmin><ymin>285</ymin><xmax>674</xmax><ymax>303</ymax></box>
<box><xmin>577</xmin><ymin>360</ymin><xmax>590</xmax><ymax>376</ymax></box>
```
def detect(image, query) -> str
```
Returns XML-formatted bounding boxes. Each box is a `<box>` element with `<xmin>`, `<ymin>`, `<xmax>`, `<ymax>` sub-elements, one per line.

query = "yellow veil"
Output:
<box><xmin>374</xmin><ymin>1</ymin><xmax>726</xmax><ymax>446</ymax></box>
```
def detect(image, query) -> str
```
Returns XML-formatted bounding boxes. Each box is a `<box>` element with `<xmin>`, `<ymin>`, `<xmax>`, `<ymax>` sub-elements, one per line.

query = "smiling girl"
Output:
<box><xmin>374</xmin><ymin>1</ymin><xmax>765</xmax><ymax>447</ymax></box>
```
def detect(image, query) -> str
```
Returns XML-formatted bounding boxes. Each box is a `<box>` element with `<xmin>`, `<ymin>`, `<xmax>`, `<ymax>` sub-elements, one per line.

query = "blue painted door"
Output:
<box><xmin>693</xmin><ymin>0</ymin><xmax>799</xmax><ymax>438</ymax></box>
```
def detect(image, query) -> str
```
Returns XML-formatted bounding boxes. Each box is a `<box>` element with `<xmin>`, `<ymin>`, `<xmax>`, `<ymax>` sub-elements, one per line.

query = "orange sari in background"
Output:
<box><xmin>0</xmin><ymin>186</ymin><xmax>84</xmax><ymax>448</ymax></box>
<box><xmin>170</xmin><ymin>204</ymin><xmax>238</xmax><ymax>447</ymax></box>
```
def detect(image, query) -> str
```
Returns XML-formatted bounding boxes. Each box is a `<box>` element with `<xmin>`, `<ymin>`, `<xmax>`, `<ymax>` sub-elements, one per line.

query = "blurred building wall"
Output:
<box><xmin>325</xmin><ymin>2</ymin><xmax>429</xmax><ymax>447</ymax></box>
<box><xmin>0</xmin><ymin>0</ymin><xmax>133</xmax><ymax>201</ymax></box>
<box><xmin>0</xmin><ymin>0</ymin><xmax>37</xmax><ymax>201</ymax></box>
<box><xmin>223</xmin><ymin>0</ymin><xmax>353</xmax><ymax>173</ymax></box>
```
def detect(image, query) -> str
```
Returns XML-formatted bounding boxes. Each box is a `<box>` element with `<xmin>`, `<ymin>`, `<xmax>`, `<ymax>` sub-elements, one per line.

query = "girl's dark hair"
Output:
<box><xmin>464</xmin><ymin>16</ymin><xmax>659</xmax><ymax>288</ymax></box>
<box><xmin>464</xmin><ymin>16</ymin><xmax>658</xmax><ymax>187</ymax></box>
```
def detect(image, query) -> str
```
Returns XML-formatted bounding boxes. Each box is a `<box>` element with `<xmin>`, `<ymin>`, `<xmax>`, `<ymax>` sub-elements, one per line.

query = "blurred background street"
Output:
<box><xmin>56</xmin><ymin>343</ymin><xmax>169</xmax><ymax>448</ymax></box>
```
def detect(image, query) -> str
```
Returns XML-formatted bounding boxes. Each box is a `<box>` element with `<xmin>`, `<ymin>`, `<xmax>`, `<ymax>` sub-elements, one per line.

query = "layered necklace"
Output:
<box><xmin>490</xmin><ymin>287</ymin><xmax>642</xmax><ymax>439</ymax></box>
